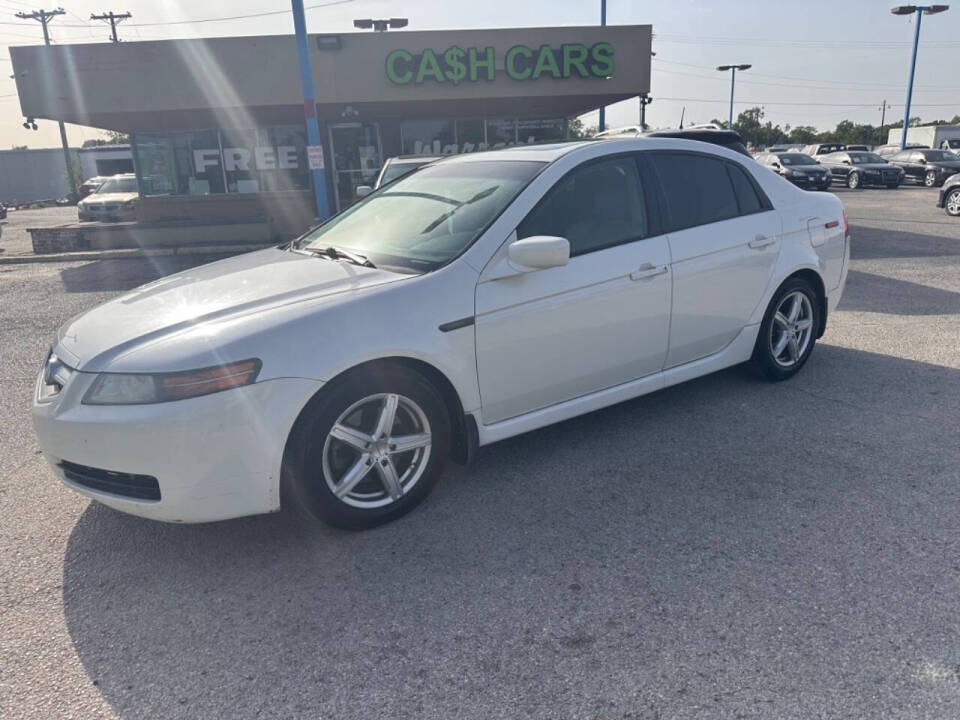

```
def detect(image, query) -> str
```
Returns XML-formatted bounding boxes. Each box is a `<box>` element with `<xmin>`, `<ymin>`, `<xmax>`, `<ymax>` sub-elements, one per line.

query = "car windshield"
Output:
<box><xmin>849</xmin><ymin>153</ymin><xmax>885</xmax><ymax>164</ymax></box>
<box><xmin>96</xmin><ymin>177</ymin><xmax>138</xmax><ymax>194</ymax></box>
<box><xmin>299</xmin><ymin>160</ymin><xmax>544</xmax><ymax>272</ymax></box>
<box><xmin>380</xmin><ymin>161</ymin><xmax>429</xmax><ymax>186</ymax></box>
<box><xmin>921</xmin><ymin>150</ymin><xmax>956</xmax><ymax>162</ymax></box>
<box><xmin>779</xmin><ymin>154</ymin><xmax>817</xmax><ymax>166</ymax></box>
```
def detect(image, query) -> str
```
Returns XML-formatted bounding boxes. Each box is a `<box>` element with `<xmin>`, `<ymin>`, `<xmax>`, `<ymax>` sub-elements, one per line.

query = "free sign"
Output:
<box><xmin>193</xmin><ymin>146</ymin><xmax>300</xmax><ymax>173</ymax></box>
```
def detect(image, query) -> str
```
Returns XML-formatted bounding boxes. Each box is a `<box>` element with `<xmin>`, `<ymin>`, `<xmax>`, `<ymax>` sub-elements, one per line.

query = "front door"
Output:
<box><xmin>329</xmin><ymin>123</ymin><xmax>382</xmax><ymax>212</ymax></box>
<box><xmin>475</xmin><ymin>155</ymin><xmax>672</xmax><ymax>425</ymax></box>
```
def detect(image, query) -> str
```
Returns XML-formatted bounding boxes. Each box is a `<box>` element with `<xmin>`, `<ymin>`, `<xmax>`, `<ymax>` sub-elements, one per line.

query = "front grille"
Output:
<box><xmin>882</xmin><ymin>170</ymin><xmax>899</xmax><ymax>181</ymax></box>
<box><xmin>59</xmin><ymin>460</ymin><xmax>161</xmax><ymax>501</ymax></box>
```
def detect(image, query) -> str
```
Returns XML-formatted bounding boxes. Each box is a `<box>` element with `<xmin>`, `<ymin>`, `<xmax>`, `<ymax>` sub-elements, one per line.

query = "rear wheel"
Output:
<box><xmin>846</xmin><ymin>172</ymin><xmax>860</xmax><ymax>189</ymax></box>
<box><xmin>284</xmin><ymin>365</ymin><xmax>451</xmax><ymax>529</ymax></box>
<box><xmin>946</xmin><ymin>188</ymin><xmax>960</xmax><ymax>217</ymax></box>
<box><xmin>751</xmin><ymin>278</ymin><xmax>820</xmax><ymax>381</ymax></box>
<box><xmin>925</xmin><ymin>170</ymin><xmax>939</xmax><ymax>187</ymax></box>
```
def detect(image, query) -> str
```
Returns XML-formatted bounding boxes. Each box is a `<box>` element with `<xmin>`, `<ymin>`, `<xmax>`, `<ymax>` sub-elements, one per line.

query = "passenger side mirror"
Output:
<box><xmin>841</xmin><ymin>160</ymin><xmax>850</xmax><ymax>165</ymax></box>
<box><xmin>355</xmin><ymin>185</ymin><xmax>373</xmax><ymax>198</ymax></box>
<box><xmin>507</xmin><ymin>235</ymin><xmax>570</xmax><ymax>271</ymax></box>
<box><xmin>771</xmin><ymin>162</ymin><xmax>781</xmax><ymax>170</ymax></box>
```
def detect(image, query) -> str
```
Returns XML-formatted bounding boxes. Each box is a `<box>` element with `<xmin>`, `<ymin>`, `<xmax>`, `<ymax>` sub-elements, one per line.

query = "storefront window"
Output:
<box><xmin>400</xmin><ymin>120</ymin><xmax>455</xmax><ymax>155</ymax></box>
<box><xmin>486</xmin><ymin>118</ymin><xmax>517</xmax><ymax>148</ymax></box>
<box><xmin>455</xmin><ymin>119</ymin><xmax>485</xmax><ymax>152</ymax></box>
<box><xmin>517</xmin><ymin>118</ymin><xmax>566</xmax><ymax>144</ymax></box>
<box><xmin>133</xmin><ymin>126</ymin><xmax>308</xmax><ymax>197</ymax></box>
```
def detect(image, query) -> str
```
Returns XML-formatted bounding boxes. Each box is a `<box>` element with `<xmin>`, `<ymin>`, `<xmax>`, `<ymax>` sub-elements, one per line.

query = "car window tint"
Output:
<box><xmin>517</xmin><ymin>156</ymin><xmax>648</xmax><ymax>257</ymax></box>
<box><xmin>726</xmin><ymin>163</ymin><xmax>763</xmax><ymax>215</ymax></box>
<box><xmin>651</xmin><ymin>153</ymin><xmax>739</xmax><ymax>231</ymax></box>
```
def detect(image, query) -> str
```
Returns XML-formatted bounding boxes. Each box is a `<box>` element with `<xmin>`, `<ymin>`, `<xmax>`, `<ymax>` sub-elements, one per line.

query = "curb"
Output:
<box><xmin>0</xmin><ymin>243</ymin><xmax>275</xmax><ymax>265</ymax></box>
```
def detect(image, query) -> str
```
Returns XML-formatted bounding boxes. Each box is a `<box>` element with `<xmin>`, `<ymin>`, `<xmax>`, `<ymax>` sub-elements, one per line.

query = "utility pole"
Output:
<box><xmin>878</xmin><ymin>99</ymin><xmax>888</xmax><ymax>146</ymax></box>
<box><xmin>16</xmin><ymin>7</ymin><xmax>77</xmax><ymax>198</ymax></box>
<box><xmin>91</xmin><ymin>11</ymin><xmax>131</xmax><ymax>43</ymax></box>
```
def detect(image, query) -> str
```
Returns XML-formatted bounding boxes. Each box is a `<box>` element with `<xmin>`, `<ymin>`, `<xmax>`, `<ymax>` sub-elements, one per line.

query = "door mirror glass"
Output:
<box><xmin>842</xmin><ymin>159</ymin><xmax>850</xmax><ymax>165</ymax></box>
<box><xmin>355</xmin><ymin>185</ymin><xmax>373</xmax><ymax>198</ymax></box>
<box><xmin>771</xmin><ymin>162</ymin><xmax>781</xmax><ymax>169</ymax></box>
<box><xmin>507</xmin><ymin>235</ymin><xmax>570</xmax><ymax>271</ymax></box>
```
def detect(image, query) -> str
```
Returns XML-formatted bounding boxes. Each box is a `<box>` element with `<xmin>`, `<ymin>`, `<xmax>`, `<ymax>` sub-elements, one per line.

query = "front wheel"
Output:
<box><xmin>284</xmin><ymin>365</ymin><xmax>451</xmax><ymax>529</ymax></box>
<box><xmin>925</xmin><ymin>170</ymin><xmax>939</xmax><ymax>188</ymax></box>
<box><xmin>751</xmin><ymin>278</ymin><xmax>820</xmax><ymax>381</ymax></box>
<box><xmin>946</xmin><ymin>188</ymin><xmax>960</xmax><ymax>217</ymax></box>
<box><xmin>846</xmin><ymin>172</ymin><xmax>860</xmax><ymax>189</ymax></box>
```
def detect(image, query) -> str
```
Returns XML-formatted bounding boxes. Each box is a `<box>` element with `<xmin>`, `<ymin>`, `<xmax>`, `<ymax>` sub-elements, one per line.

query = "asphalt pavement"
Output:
<box><xmin>1</xmin><ymin>186</ymin><xmax>959</xmax><ymax>719</ymax></box>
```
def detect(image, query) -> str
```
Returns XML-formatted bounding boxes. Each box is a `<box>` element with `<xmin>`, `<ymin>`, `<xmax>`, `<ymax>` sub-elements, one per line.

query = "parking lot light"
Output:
<box><xmin>891</xmin><ymin>4</ymin><xmax>950</xmax><ymax>149</ymax></box>
<box><xmin>717</xmin><ymin>64</ymin><xmax>751</xmax><ymax>129</ymax></box>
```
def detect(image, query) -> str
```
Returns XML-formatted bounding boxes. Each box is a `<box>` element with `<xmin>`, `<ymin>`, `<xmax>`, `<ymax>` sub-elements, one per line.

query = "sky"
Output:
<box><xmin>1</xmin><ymin>0</ymin><xmax>958</xmax><ymax>149</ymax></box>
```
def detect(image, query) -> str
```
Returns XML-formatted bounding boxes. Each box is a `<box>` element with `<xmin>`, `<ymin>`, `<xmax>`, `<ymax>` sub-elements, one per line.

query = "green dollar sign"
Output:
<box><xmin>444</xmin><ymin>46</ymin><xmax>466</xmax><ymax>85</ymax></box>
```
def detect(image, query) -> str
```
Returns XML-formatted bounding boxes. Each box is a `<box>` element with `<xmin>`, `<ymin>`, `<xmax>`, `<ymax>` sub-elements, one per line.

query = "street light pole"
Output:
<box><xmin>717</xmin><ymin>64</ymin><xmax>751</xmax><ymax>129</ymax></box>
<box><xmin>891</xmin><ymin>4</ymin><xmax>950</xmax><ymax>149</ymax></box>
<box><xmin>291</xmin><ymin>0</ymin><xmax>330</xmax><ymax>221</ymax></box>
<box><xmin>598</xmin><ymin>0</ymin><xmax>606</xmax><ymax>132</ymax></box>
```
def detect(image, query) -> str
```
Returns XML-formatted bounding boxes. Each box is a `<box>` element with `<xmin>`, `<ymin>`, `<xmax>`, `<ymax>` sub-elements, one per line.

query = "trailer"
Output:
<box><xmin>888</xmin><ymin>125</ymin><xmax>960</xmax><ymax>151</ymax></box>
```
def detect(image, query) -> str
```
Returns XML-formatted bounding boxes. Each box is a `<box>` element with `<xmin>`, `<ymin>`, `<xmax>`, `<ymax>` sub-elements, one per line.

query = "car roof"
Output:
<box><xmin>388</xmin><ymin>155</ymin><xmax>445</xmax><ymax>163</ymax></box>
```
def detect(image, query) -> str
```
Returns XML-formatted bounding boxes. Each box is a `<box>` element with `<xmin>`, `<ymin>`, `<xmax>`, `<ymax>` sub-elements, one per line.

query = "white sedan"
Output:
<box><xmin>33</xmin><ymin>139</ymin><xmax>849</xmax><ymax>529</ymax></box>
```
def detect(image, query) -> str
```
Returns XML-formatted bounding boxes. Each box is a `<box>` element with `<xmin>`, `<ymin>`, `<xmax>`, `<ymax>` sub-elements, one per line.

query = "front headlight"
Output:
<box><xmin>82</xmin><ymin>359</ymin><xmax>261</xmax><ymax>405</ymax></box>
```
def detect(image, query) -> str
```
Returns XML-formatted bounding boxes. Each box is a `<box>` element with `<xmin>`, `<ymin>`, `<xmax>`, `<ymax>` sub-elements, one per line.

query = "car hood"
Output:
<box><xmin>55</xmin><ymin>248</ymin><xmax>407</xmax><ymax>371</ymax></box>
<box><xmin>788</xmin><ymin>166</ymin><xmax>828</xmax><ymax>174</ymax></box>
<box><xmin>81</xmin><ymin>192</ymin><xmax>138</xmax><ymax>204</ymax></box>
<box><xmin>855</xmin><ymin>163</ymin><xmax>898</xmax><ymax>171</ymax></box>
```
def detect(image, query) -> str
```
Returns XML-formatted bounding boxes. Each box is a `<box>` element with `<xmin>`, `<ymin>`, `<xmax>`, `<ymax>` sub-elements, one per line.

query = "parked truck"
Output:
<box><xmin>888</xmin><ymin>125</ymin><xmax>960</xmax><ymax>152</ymax></box>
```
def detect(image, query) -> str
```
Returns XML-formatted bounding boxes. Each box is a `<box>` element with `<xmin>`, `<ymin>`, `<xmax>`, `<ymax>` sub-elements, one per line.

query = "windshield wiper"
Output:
<box><xmin>302</xmin><ymin>245</ymin><xmax>376</xmax><ymax>268</ymax></box>
<box><xmin>420</xmin><ymin>185</ymin><xmax>500</xmax><ymax>234</ymax></box>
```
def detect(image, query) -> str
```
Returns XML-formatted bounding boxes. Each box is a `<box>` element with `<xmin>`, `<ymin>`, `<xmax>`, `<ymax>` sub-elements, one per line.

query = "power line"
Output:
<box><xmin>652</xmin><ymin>96</ymin><xmax>960</xmax><ymax>109</ymax></box>
<box><xmin>0</xmin><ymin>0</ymin><xmax>354</xmax><ymax>29</ymax></box>
<box><xmin>90</xmin><ymin>10</ymin><xmax>131</xmax><ymax>43</ymax></box>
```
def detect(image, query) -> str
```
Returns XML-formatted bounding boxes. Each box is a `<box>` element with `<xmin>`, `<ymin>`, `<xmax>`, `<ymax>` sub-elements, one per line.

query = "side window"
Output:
<box><xmin>651</xmin><ymin>153</ymin><xmax>739</xmax><ymax>232</ymax></box>
<box><xmin>726</xmin><ymin>163</ymin><xmax>764</xmax><ymax>215</ymax></box>
<box><xmin>517</xmin><ymin>156</ymin><xmax>648</xmax><ymax>257</ymax></box>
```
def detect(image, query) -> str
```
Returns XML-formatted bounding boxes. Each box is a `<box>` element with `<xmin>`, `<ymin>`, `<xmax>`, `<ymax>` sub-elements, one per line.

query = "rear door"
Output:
<box><xmin>649</xmin><ymin>152</ymin><xmax>782</xmax><ymax>368</ymax></box>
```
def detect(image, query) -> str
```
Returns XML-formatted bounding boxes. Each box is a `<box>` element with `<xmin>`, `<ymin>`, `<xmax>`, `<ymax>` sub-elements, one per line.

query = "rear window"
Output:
<box><xmin>651</xmin><ymin>153</ymin><xmax>740</xmax><ymax>231</ymax></box>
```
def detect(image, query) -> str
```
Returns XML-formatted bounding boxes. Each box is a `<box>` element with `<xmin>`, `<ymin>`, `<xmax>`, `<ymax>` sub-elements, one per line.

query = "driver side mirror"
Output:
<box><xmin>507</xmin><ymin>235</ymin><xmax>570</xmax><ymax>272</ymax></box>
<box><xmin>841</xmin><ymin>160</ymin><xmax>850</xmax><ymax>165</ymax></box>
<box><xmin>355</xmin><ymin>185</ymin><xmax>373</xmax><ymax>198</ymax></box>
<box><xmin>771</xmin><ymin>162</ymin><xmax>781</xmax><ymax>170</ymax></box>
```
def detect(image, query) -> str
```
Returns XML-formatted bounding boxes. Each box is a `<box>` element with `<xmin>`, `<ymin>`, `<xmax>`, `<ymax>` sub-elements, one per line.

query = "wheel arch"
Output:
<box><xmin>280</xmin><ymin>355</ymin><xmax>476</xmax><ymax>503</ymax></box>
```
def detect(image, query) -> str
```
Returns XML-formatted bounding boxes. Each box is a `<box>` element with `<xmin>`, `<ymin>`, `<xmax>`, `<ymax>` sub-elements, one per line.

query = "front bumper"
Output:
<box><xmin>787</xmin><ymin>173</ymin><xmax>832</xmax><ymax>190</ymax></box>
<box><xmin>77</xmin><ymin>206</ymin><xmax>135</xmax><ymax>223</ymax></box>
<box><xmin>33</xmin><ymin>370</ymin><xmax>323</xmax><ymax>523</ymax></box>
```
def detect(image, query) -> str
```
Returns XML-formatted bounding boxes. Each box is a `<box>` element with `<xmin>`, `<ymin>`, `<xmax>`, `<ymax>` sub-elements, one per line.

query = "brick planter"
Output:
<box><xmin>29</xmin><ymin>226</ymin><xmax>90</xmax><ymax>254</ymax></box>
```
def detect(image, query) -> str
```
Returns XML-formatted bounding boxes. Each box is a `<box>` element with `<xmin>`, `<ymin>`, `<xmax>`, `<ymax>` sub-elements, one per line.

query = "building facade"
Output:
<box><xmin>11</xmin><ymin>24</ymin><xmax>651</xmax><ymax>227</ymax></box>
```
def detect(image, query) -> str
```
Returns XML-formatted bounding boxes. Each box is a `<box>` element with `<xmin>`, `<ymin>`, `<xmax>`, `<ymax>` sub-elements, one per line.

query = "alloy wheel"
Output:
<box><xmin>321</xmin><ymin>393</ymin><xmax>432</xmax><ymax>509</ymax></box>
<box><xmin>769</xmin><ymin>291</ymin><xmax>814</xmax><ymax>368</ymax></box>
<box><xmin>847</xmin><ymin>172</ymin><xmax>860</xmax><ymax>189</ymax></box>
<box><xmin>947</xmin><ymin>189</ymin><xmax>960</xmax><ymax>217</ymax></box>
<box><xmin>925</xmin><ymin>171</ymin><xmax>938</xmax><ymax>187</ymax></box>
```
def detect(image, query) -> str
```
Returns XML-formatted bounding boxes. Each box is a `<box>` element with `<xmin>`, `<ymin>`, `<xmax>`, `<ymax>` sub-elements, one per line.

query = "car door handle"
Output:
<box><xmin>630</xmin><ymin>264</ymin><xmax>668</xmax><ymax>281</ymax></box>
<box><xmin>749</xmin><ymin>235</ymin><xmax>777</xmax><ymax>249</ymax></box>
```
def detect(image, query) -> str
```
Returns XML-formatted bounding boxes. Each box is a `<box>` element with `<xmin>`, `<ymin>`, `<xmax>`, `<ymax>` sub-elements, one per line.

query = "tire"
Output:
<box><xmin>283</xmin><ymin>364</ymin><xmax>451</xmax><ymax>529</ymax></box>
<box><xmin>751</xmin><ymin>277</ymin><xmax>820</xmax><ymax>382</ymax></box>
<box><xmin>924</xmin><ymin>170</ymin><xmax>939</xmax><ymax>188</ymax></box>
<box><xmin>946</xmin><ymin>188</ymin><xmax>960</xmax><ymax>217</ymax></box>
<box><xmin>846</xmin><ymin>172</ymin><xmax>860</xmax><ymax>190</ymax></box>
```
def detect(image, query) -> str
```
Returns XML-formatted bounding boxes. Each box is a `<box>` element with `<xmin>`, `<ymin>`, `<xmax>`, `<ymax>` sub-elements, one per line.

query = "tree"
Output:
<box><xmin>82</xmin><ymin>130</ymin><xmax>130</xmax><ymax>147</ymax></box>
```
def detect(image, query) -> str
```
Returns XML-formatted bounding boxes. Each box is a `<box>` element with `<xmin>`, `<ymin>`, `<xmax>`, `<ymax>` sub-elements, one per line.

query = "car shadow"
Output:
<box><xmin>58</xmin><ymin>253</ymin><xmax>248</xmax><ymax>293</ymax></box>
<box><xmin>850</xmin><ymin>225</ymin><xmax>960</xmax><ymax>260</ymax></box>
<box><xmin>61</xmin><ymin>344</ymin><xmax>960</xmax><ymax>718</ymax></box>
<box><xmin>840</xmin><ymin>269</ymin><xmax>960</xmax><ymax>316</ymax></box>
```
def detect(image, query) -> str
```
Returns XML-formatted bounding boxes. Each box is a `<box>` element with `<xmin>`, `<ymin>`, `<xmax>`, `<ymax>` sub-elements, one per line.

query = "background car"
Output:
<box><xmin>875</xmin><ymin>143</ymin><xmax>928</xmax><ymax>158</ymax></box>
<box><xmin>845</xmin><ymin>144</ymin><xmax>870</xmax><ymax>152</ymax></box>
<box><xmin>597</xmin><ymin>126</ymin><xmax>751</xmax><ymax>156</ymax></box>
<box><xmin>887</xmin><ymin>148</ymin><xmax>960</xmax><ymax>187</ymax></box>
<box><xmin>937</xmin><ymin>173</ymin><xmax>960</xmax><ymax>216</ymax></box>
<box><xmin>802</xmin><ymin>142</ymin><xmax>846</xmax><ymax>157</ymax></box>
<box><xmin>76</xmin><ymin>173</ymin><xmax>138</xmax><ymax>222</ymax></box>
<box><xmin>755</xmin><ymin>151</ymin><xmax>832</xmax><ymax>190</ymax></box>
<box><xmin>818</xmin><ymin>150</ymin><xmax>904</xmax><ymax>189</ymax></box>
<box><xmin>357</xmin><ymin>155</ymin><xmax>443</xmax><ymax>197</ymax></box>
<box><xmin>77</xmin><ymin>175</ymin><xmax>108</xmax><ymax>200</ymax></box>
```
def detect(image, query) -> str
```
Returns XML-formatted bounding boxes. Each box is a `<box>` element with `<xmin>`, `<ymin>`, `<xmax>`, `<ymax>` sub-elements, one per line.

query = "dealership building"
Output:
<box><xmin>11</xmin><ymin>24</ymin><xmax>651</xmax><ymax>234</ymax></box>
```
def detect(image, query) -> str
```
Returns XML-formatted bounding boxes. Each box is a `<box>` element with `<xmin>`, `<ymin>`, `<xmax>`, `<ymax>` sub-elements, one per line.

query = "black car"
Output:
<box><xmin>887</xmin><ymin>148</ymin><xmax>960</xmax><ymax>187</ymax></box>
<box><xmin>875</xmin><ymin>143</ymin><xmax>928</xmax><ymax>158</ymax></box>
<box><xmin>818</xmin><ymin>151</ymin><xmax>904</xmax><ymax>189</ymax></box>
<box><xmin>642</xmin><ymin>128</ymin><xmax>750</xmax><ymax>157</ymax></box>
<box><xmin>937</xmin><ymin>173</ymin><xmax>960</xmax><ymax>216</ymax></box>
<box><xmin>755</xmin><ymin>152</ymin><xmax>832</xmax><ymax>190</ymax></box>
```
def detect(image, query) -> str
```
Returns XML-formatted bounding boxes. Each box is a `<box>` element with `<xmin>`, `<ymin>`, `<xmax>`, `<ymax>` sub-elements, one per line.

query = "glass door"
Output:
<box><xmin>328</xmin><ymin>122</ymin><xmax>382</xmax><ymax>212</ymax></box>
